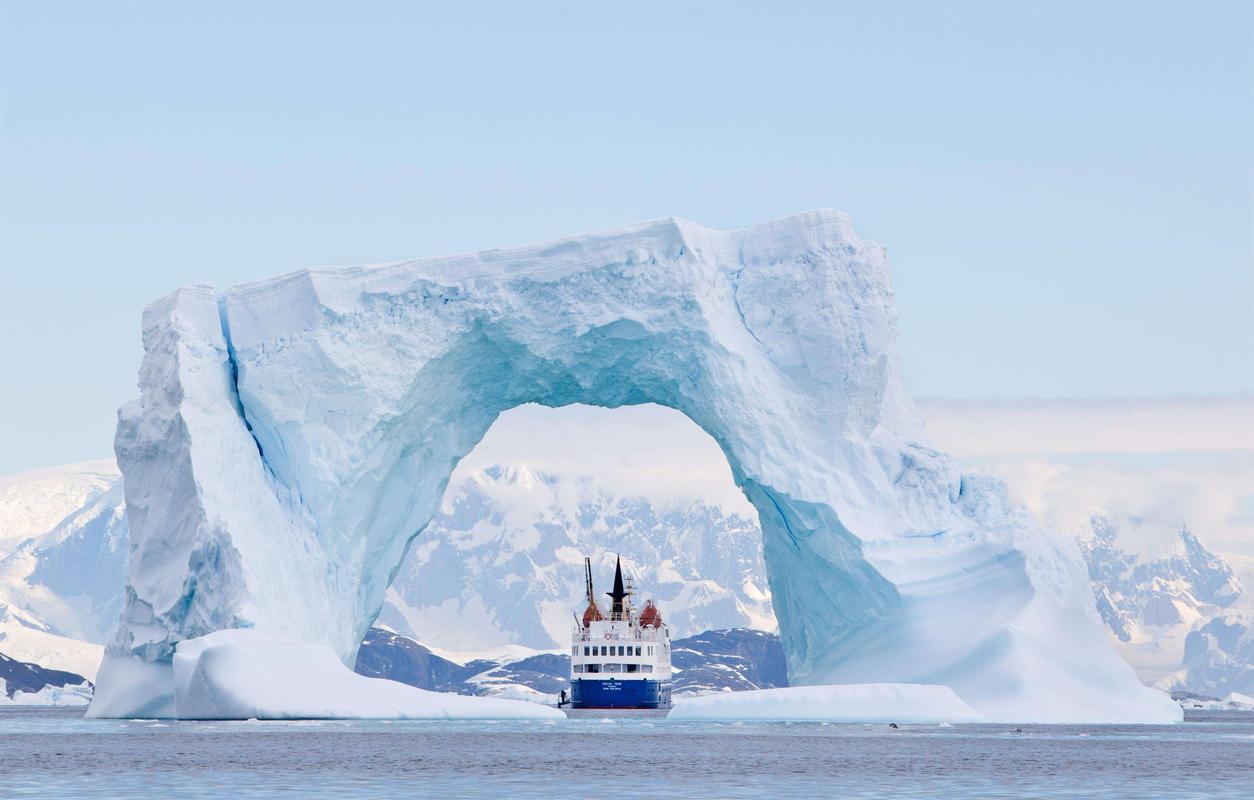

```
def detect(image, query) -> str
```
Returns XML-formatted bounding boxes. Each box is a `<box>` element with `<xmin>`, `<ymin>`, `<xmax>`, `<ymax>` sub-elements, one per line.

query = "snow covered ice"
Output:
<box><xmin>91</xmin><ymin>210</ymin><xmax>1179</xmax><ymax>722</ymax></box>
<box><xmin>170</xmin><ymin>630</ymin><xmax>562</xmax><ymax>720</ymax></box>
<box><xmin>668</xmin><ymin>683</ymin><xmax>985</xmax><ymax>724</ymax></box>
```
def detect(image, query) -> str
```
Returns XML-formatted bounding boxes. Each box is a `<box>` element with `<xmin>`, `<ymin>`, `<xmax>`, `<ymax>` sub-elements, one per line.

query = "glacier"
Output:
<box><xmin>90</xmin><ymin>209</ymin><xmax>1178</xmax><ymax>722</ymax></box>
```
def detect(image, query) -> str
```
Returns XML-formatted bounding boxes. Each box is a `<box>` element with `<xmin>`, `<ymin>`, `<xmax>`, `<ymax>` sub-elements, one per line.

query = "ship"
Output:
<box><xmin>567</xmin><ymin>555</ymin><xmax>672</xmax><ymax>709</ymax></box>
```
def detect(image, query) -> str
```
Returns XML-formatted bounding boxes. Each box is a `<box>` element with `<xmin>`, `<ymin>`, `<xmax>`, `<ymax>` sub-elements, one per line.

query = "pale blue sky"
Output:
<box><xmin>2</xmin><ymin>0</ymin><xmax>1251</xmax><ymax>473</ymax></box>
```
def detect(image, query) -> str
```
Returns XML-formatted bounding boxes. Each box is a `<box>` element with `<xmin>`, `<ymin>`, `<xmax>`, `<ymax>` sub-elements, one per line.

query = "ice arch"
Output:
<box><xmin>90</xmin><ymin>211</ymin><xmax>1177</xmax><ymax>722</ymax></box>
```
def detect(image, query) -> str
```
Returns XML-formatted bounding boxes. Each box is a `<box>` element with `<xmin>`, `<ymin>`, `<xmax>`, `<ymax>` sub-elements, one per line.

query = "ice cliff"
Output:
<box><xmin>90</xmin><ymin>210</ymin><xmax>1178</xmax><ymax>722</ymax></box>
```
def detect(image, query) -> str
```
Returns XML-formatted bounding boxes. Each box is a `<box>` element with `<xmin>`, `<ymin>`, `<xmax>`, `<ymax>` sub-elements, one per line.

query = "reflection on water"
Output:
<box><xmin>1</xmin><ymin>707</ymin><xmax>1251</xmax><ymax>799</ymax></box>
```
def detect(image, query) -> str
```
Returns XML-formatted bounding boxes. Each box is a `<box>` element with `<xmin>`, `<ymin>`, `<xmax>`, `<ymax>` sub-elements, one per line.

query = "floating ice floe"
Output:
<box><xmin>94</xmin><ymin>629</ymin><xmax>560</xmax><ymax>720</ymax></box>
<box><xmin>668</xmin><ymin>683</ymin><xmax>985</xmax><ymax>724</ymax></box>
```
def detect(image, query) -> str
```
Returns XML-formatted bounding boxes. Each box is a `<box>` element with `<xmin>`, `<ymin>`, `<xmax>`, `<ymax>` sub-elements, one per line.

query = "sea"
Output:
<box><xmin>1</xmin><ymin>707</ymin><xmax>1251</xmax><ymax>799</ymax></box>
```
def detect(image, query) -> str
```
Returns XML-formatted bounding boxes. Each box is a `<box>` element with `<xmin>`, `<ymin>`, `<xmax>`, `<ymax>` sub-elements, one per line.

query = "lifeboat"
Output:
<box><xmin>638</xmin><ymin>599</ymin><xmax>662</xmax><ymax>628</ymax></box>
<box><xmin>582</xmin><ymin>600</ymin><xmax>604</xmax><ymax>627</ymax></box>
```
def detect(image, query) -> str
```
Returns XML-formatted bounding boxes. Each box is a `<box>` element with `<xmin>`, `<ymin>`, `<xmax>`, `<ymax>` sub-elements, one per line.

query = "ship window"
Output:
<box><xmin>618</xmin><ymin>645</ymin><xmax>625</xmax><ymax>656</ymax></box>
<box><xmin>643</xmin><ymin>664</ymin><xmax>653</xmax><ymax>673</ymax></box>
<box><xmin>586</xmin><ymin>663</ymin><xmax>600</xmax><ymax>673</ymax></box>
<box><xmin>573</xmin><ymin>664</ymin><xmax>582</xmax><ymax>673</ymax></box>
<box><xmin>600</xmin><ymin>645</ymin><xmax>607</xmax><ymax>656</ymax></box>
<box><xmin>647</xmin><ymin>646</ymin><xmax>653</xmax><ymax>655</ymax></box>
<box><xmin>584</xmin><ymin>646</ymin><xmax>590</xmax><ymax>656</ymax></box>
<box><xmin>635</xmin><ymin>646</ymin><xmax>641</xmax><ymax>656</ymax></box>
<box><xmin>626</xmin><ymin>664</ymin><xmax>639</xmax><ymax>673</ymax></box>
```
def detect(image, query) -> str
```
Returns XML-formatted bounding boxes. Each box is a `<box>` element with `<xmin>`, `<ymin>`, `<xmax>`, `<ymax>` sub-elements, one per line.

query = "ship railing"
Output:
<box><xmin>571</xmin><ymin>626</ymin><xmax>666</xmax><ymax>643</ymax></box>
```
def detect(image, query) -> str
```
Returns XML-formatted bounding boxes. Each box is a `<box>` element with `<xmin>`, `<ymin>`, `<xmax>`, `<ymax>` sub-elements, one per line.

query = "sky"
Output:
<box><xmin>1</xmin><ymin>0</ymin><xmax>1252</xmax><ymax>473</ymax></box>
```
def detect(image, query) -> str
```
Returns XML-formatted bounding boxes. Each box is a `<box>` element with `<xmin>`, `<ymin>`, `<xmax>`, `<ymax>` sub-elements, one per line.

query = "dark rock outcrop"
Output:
<box><xmin>0</xmin><ymin>651</ymin><xmax>91</xmax><ymax>698</ymax></box>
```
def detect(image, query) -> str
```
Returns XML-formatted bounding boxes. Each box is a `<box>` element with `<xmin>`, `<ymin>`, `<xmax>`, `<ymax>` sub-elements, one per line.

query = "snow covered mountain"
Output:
<box><xmin>379</xmin><ymin>464</ymin><xmax>773</xmax><ymax>652</ymax></box>
<box><xmin>1080</xmin><ymin>515</ymin><xmax>1252</xmax><ymax>696</ymax></box>
<box><xmin>1</xmin><ymin>480</ymin><xmax>128</xmax><ymax>645</ymax></box>
<box><xmin>0</xmin><ymin>461</ymin><xmax>122</xmax><ymax>682</ymax></box>
<box><xmin>3</xmin><ymin>456</ymin><xmax>1251</xmax><ymax>701</ymax></box>
<box><xmin>0</xmin><ymin>652</ymin><xmax>92</xmax><ymax>705</ymax></box>
<box><xmin>0</xmin><ymin>461</ymin><xmax>118</xmax><ymax>556</ymax></box>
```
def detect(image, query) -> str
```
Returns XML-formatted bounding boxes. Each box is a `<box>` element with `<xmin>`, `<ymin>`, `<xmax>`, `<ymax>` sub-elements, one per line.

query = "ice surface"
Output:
<box><xmin>94</xmin><ymin>210</ymin><xmax>1179</xmax><ymax>722</ymax></box>
<box><xmin>668</xmin><ymin>683</ymin><xmax>985</xmax><ymax>723</ymax></box>
<box><xmin>90</xmin><ymin>629</ymin><xmax>563</xmax><ymax>719</ymax></box>
<box><xmin>1221</xmin><ymin>691</ymin><xmax>1253</xmax><ymax>707</ymax></box>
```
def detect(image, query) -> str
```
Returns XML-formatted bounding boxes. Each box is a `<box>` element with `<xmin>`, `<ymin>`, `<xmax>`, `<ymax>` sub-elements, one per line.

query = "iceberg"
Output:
<box><xmin>90</xmin><ymin>210</ymin><xmax>1179</xmax><ymax>722</ymax></box>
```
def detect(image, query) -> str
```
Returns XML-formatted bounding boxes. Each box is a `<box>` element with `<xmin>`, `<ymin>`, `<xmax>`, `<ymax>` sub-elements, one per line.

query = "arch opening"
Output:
<box><xmin>321</xmin><ymin>311</ymin><xmax>901</xmax><ymax>687</ymax></box>
<box><xmin>375</xmin><ymin>403</ymin><xmax>778</xmax><ymax>664</ymax></box>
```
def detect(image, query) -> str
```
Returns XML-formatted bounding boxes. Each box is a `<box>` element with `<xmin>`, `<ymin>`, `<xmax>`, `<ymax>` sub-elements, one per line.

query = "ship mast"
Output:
<box><xmin>606</xmin><ymin>555</ymin><xmax>632</xmax><ymax>620</ymax></box>
<box><xmin>585</xmin><ymin>557</ymin><xmax>595</xmax><ymax>606</ymax></box>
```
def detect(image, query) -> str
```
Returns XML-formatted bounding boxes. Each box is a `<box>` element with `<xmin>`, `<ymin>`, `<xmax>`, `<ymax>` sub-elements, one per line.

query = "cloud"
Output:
<box><xmin>917</xmin><ymin>396</ymin><xmax>1254</xmax><ymax>458</ymax></box>
<box><xmin>919</xmin><ymin>396</ymin><xmax>1254</xmax><ymax>558</ymax></box>
<box><xmin>972</xmin><ymin>453</ymin><xmax>1254</xmax><ymax>558</ymax></box>
<box><xmin>456</xmin><ymin>403</ymin><xmax>753</xmax><ymax>514</ymax></box>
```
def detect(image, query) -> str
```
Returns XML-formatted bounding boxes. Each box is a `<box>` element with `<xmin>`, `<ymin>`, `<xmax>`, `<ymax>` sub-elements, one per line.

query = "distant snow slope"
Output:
<box><xmin>0</xmin><ymin>460</ymin><xmax>118</xmax><ymax>557</ymax></box>
<box><xmin>0</xmin><ymin>603</ymin><xmax>104</xmax><ymax>681</ymax></box>
<box><xmin>0</xmin><ymin>480</ymin><xmax>128</xmax><ymax>645</ymax></box>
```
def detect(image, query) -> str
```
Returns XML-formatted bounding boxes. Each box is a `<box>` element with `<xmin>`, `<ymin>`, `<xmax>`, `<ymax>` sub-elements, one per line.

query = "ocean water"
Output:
<box><xmin>1</xmin><ymin>707</ymin><xmax>1251</xmax><ymax>799</ymax></box>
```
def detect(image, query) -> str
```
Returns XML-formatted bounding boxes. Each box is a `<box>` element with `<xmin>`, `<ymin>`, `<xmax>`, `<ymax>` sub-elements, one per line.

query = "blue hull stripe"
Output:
<box><xmin>571</xmin><ymin>678</ymin><xmax>671</xmax><ymax>709</ymax></box>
